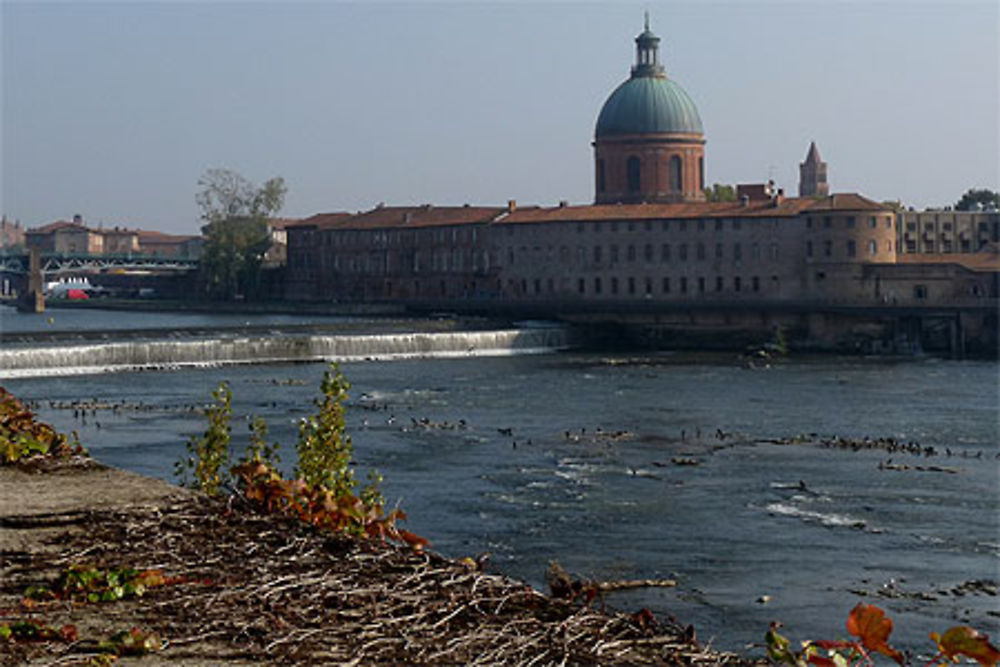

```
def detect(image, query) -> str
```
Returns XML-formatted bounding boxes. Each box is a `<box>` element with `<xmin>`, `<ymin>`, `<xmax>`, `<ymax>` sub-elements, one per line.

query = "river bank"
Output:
<box><xmin>0</xmin><ymin>459</ymin><xmax>754</xmax><ymax>665</ymax></box>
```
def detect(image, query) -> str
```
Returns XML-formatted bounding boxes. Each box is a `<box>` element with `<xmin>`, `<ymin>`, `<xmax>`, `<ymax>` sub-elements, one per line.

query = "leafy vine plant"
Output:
<box><xmin>766</xmin><ymin>604</ymin><xmax>999</xmax><ymax>667</ymax></box>
<box><xmin>177</xmin><ymin>364</ymin><xmax>427</xmax><ymax>549</ymax></box>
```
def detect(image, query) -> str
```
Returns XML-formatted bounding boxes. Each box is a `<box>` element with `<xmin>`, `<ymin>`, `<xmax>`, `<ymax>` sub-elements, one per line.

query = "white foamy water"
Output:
<box><xmin>0</xmin><ymin>328</ymin><xmax>570</xmax><ymax>378</ymax></box>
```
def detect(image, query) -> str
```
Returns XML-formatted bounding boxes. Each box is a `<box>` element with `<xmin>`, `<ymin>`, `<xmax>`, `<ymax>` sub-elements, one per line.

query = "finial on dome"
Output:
<box><xmin>644</xmin><ymin>10</ymin><xmax>650</xmax><ymax>31</ymax></box>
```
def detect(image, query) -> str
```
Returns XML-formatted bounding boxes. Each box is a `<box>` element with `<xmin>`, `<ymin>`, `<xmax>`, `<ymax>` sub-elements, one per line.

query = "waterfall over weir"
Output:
<box><xmin>0</xmin><ymin>327</ymin><xmax>571</xmax><ymax>378</ymax></box>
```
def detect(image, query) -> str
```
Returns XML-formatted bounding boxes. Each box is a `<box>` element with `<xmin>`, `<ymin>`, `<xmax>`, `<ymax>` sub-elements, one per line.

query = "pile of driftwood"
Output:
<box><xmin>2</xmin><ymin>493</ymin><xmax>755</xmax><ymax>665</ymax></box>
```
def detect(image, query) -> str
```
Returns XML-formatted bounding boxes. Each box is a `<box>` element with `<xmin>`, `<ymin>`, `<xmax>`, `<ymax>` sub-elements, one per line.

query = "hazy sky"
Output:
<box><xmin>2</xmin><ymin>1</ymin><xmax>998</xmax><ymax>235</ymax></box>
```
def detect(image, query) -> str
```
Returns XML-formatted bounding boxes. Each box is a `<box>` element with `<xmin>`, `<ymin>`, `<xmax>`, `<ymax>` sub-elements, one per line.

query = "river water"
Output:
<box><xmin>2</xmin><ymin>306</ymin><xmax>997</xmax><ymax>658</ymax></box>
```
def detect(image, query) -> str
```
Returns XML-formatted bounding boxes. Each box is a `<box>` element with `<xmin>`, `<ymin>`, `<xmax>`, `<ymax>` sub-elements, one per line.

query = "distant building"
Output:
<box><xmin>798</xmin><ymin>141</ymin><xmax>829</xmax><ymax>197</ymax></box>
<box><xmin>0</xmin><ymin>216</ymin><xmax>25</xmax><ymax>250</ymax></box>
<box><xmin>25</xmin><ymin>214</ymin><xmax>201</xmax><ymax>258</ymax></box>
<box><xmin>897</xmin><ymin>209</ymin><xmax>1000</xmax><ymax>255</ymax></box>
<box><xmin>26</xmin><ymin>215</ymin><xmax>105</xmax><ymax>254</ymax></box>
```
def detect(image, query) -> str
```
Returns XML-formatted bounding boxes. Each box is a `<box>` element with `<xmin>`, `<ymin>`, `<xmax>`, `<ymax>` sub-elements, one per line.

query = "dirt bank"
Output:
<box><xmin>1</xmin><ymin>460</ymin><xmax>754</xmax><ymax>665</ymax></box>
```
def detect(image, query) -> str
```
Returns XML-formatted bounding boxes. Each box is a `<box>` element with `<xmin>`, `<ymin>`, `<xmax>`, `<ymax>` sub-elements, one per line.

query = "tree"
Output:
<box><xmin>704</xmin><ymin>183</ymin><xmax>737</xmax><ymax>202</ymax></box>
<box><xmin>955</xmin><ymin>188</ymin><xmax>999</xmax><ymax>211</ymax></box>
<box><xmin>195</xmin><ymin>169</ymin><xmax>286</xmax><ymax>300</ymax></box>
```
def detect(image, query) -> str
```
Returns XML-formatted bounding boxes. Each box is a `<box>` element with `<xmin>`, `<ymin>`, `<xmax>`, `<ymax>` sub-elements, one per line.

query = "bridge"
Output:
<box><xmin>0</xmin><ymin>250</ymin><xmax>199</xmax><ymax>312</ymax></box>
<box><xmin>0</xmin><ymin>251</ymin><xmax>198</xmax><ymax>276</ymax></box>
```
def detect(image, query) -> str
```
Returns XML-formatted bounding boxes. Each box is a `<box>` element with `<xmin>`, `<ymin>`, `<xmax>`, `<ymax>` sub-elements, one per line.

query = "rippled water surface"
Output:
<box><xmin>4</xmin><ymin>314</ymin><xmax>998</xmax><ymax>657</ymax></box>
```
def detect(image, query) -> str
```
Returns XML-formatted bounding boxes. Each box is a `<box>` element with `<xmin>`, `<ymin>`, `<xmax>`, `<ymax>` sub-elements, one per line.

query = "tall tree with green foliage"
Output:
<box><xmin>955</xmin><ymin>188</ymin><xmax>999</xmax><ymax>211</ymax></box>
<box><xmin>195</xmin><ymin>169</ymin><xmax>286</xmax><ymax>300</ymax></box>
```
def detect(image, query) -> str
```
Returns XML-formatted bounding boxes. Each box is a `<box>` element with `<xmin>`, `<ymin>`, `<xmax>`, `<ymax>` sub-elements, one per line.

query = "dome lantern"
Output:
<box><xmin>632</xmin><ymin>12</ymin><xmax>665</xmax><ymax>78</ymax></box>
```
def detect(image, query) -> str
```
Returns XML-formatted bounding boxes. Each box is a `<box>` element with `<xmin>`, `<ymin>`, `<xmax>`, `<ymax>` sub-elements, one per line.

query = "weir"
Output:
<box><xmin>0</xmin><ymin>327</ymin><xmax>571</xmax><ymax>378</ymax></box>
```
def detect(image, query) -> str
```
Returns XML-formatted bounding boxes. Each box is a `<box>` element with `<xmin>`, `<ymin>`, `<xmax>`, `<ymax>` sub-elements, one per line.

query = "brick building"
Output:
<box><xmin>280</xmin><ymin>17</ymin><xmax>997</xmax><ymax>351</ymax></box>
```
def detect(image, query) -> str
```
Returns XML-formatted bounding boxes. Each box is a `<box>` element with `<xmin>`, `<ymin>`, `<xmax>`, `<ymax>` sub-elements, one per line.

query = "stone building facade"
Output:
<box><xmin>281</xmin><ymin>19</ymin><xmax>997</xmax><ymax>354</ymax></box>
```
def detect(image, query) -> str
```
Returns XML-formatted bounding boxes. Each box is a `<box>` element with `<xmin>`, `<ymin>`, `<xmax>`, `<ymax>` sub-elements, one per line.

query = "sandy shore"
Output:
<box><xmin>1</xmin><ymin>460</ymin><xmax>754</xmax><ymax>665</ymax></box>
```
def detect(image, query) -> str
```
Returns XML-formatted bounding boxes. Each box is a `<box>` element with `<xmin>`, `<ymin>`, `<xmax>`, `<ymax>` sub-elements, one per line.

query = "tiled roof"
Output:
<box><xmin>897</xmin><ymin>243</ymin><xmax>1000</xmax><ymax>272</ymax></box>
<box><xmin>803</xmin><ymin>193</ymin><xmax>889</xmax><ymax>212</ymax></box>
<box><xmin>137</xmin><ymin>230</ymin><xmax>200</xmax><ymax>243</ymax></box>
<box><xmin>288</xmin><ymin>194</ymin><xmax>892</xmax><ymax>231</ymax></box>
<box><xmin>500</xmin><ymin>198</ymin><xmax>815</xmax><ymax>224</ymax></box>
<box><xmin>290</xmin><ymin>212</ymin><xmax>354</xmax><ymax>230</ymax></box>
<box><xmin>310</xmin><ymin>206</ymin><xmax>507</xmax><ymax>231</ymax></box>
<box><xmin>267</xmin><ymin>217</ymin><xmax>301</xmax><ymax>230</ymax></box>
<box><xmin>27</xmin><ymin>220</ymin><xmax>91</xmax><ymax>234</ymax></box>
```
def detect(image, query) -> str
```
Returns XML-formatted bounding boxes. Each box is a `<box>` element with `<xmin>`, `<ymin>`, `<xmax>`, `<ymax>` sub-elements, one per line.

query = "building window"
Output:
<box><xmin>644</xmin><ymin>277</ymin><xmax>652</xmax><ymax>295</ymax></box>
<box><xmin>868</xmin><ymin>240</ymin><xmax>877</xmax><ymax>256</ymax></box>
<box><xmin>734</xmin><ymin>276</ymin><xmax>742</xmax><ymax>292</ymax></box>
<box><xmin>697</xmin><ymin>219</ymin><xmax>706</xmax><ymax>232</ymax></box>
<box><xmin>806</xmin><ymin>217</ymin><xmax>813</xmax><ymax>229</ymax></box>
<box><xmin>752</xmin><ymin>276</ymin><xmax>760</xmax><ymax>292</ymax></box>
<box><xmin>914</xmin><ymin>284</ymin><xmax>927</xmax><ymax>299</ymax></box>
<box><xmin>680</xmin><ymin>277</ymin><xmax>688</xmax><ymax>293</ymax></box>
<box><xmin>733</xmin><ymin>243</ymin><xmax>742</xmax><ymax>261</ymax></box>
<box><xmin>661</xmin><ymin>243</ymin><xmax>671</xmax><ymax>262</ymax></box>
<box><xmin>698</xmin><ymin>157</ymin><xmax>704</xmax><ymax>191</ymax></box>
<box><xmin>662</xmin><ymin>277</ymin><xmax>671</xmax><ymax>293</ymax></box>
<box><xmin>628</xmin><ymin>277</ymin><xmax>636</xmax><ymax>294</ymax></box>
<box><xmin>823</xmin><ymin>216</ymin><xmax>832</xmax><ymax>228</ymax></box>
<box><xmin>847</xmin><ymin>216</ymin><xmax>856</xmax><ymax>228</ymax></box>
<box><xmin>869</xmin><ymin>216</ymin><xmax>877</xmax><ymax>228</ymax></box>
<box><xmin>644</xmin><ymin>220</ymin><xmax>652</xmax><ymax>231</ymax></box>
<box><xmin>534</xmin><ymin>279</ymin><xmax>542</xmax><ymax>294</ymax></box>
<box><xmin>670</xmin><ymin>155</ymin><xmax>682</xmax><ymax>192</ymax></box>
<box><xmin>627</xmin><ymin>156</ymin><xmax>641</xmax><ymax>193</ymax></box>
<box><xmin>679</xmin><ymin>220</ymin><xmax>687</xmax><ymax>232</ymax></box>
<box><xmin>823</xmin><ymin>240</ymin><xmax>832</xmax><ymax>257</ymax></box>
<box><xmin>715</xmin><ymin>220</ymin><xmax>724</xmax><ymax>232</ymax></box>
<box><xmin>611</xmin><ymin>222</ymin><xmax>619</xmax><ymax>232</ymax></box>
<box><xmin>593</xmin><ymin>246</ymin><xmax>602</xmax><ymax>263</ymax></box>
<box><xmin>662</xmin><ymin>220</ymin><xmax>670</xmax><ymax>232</ymax></box>
<box><xmin>611</xmin><ymin>277</ymin><xmax>619</xmax><ymax>294</ymax></box>
<box><xmin>610</xmin><ymin>244</ymin><xmax>619</xmax><ymax>263</ymax></box>
<box><xmin>627</xmin><ymin>245</ymin><xmax>636</xmax><ymax>262</ymax></box>
<box><xmin>644</xmin><ymin>244</ymin><xmax>653</xmax><ymax>262</ymax></box>
<box><xmin>578</xmin><ymin>278</ymin><xmax>585</xmax><ymax>294</ymax></box>
<box><xmin>715</xmin><ymin>276</ymin><xmax>723</xmax><ymax>291</ymax></box>
<box><xmin>771</xmin><ymin>243</ymin><xmax>780</xmax><ymax>260</ymax></box>
<box><xmin>679</xmin><ymin>244</ymin><xmax>688</xmax><ymax>261</ymax></box>
<box><xmin>847</xmin><ymin>240</ymin><xmax>856</xmax><ymax>257</ymax></box>
<box><xmin>597</xmin><ymin>159</ymin><xmax>606</xmax><ymax>193</ymax></box>
<box><xmin>732</xmin><ymin>219</ymin><xmax>741</xmax><ymax>231</ymax></box>
<box><xmin>696</xmin><ymin>243</ymin><xmax>705</xmax><ymax>261</ymax></box>
<box><xmin>594</xmin><ymin>277</ymin><xmax>602</xmax><ymax>294</ymax></box>
<box><xmin>715</xmin><ymin>243</ymin><xmax>723</xmax><ymax>259</ymax></box>
<box><xmin>698</xmin><ymin>277</ymin><xmax>706</xmax><ymax>293</ymax></box>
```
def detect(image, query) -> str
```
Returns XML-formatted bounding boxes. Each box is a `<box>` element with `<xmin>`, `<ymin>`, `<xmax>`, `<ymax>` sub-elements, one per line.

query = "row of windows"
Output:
<box><xmin>806</xmin><ymin>216</ymin><xmax>892</xmax><ymax>230</ymax></box>
<box><xmin>507</xmin><ymin>242</ymin><xmax>780</xmax><ymax>266</ymax></box>
<box><xmin>509</xmin><ymin>274</ymin><xmax>779</xmax><ymax>297</ymax></box>
<box><xmin>806</xmin><ymin>239</ymin><xmax>891</xmax><ymax>258</ymax></box>
<box><xmin>320</xmin><ymin>227</ymin><xmax>480</xmax><ymax>247</ymax></box>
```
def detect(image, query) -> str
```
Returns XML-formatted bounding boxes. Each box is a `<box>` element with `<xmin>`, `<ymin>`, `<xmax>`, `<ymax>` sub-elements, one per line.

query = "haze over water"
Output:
<box><xmin>3</xmin><ymin>308</ymin><xmax>997</xmax><ymax>657</ymax></box>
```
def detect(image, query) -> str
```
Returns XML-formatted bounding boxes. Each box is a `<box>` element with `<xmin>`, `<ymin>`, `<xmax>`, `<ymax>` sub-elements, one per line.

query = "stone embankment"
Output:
<box><xmin>1</xmin><ymin>460</ymin><xmax>755</xmax><ymax>665</ymax></box>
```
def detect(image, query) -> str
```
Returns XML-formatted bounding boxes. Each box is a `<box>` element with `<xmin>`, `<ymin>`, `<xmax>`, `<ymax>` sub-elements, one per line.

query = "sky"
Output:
<box><xmin>2</xmin><ymin>1</ymin><xmax>998</xmax><ymax>235</ymax></box>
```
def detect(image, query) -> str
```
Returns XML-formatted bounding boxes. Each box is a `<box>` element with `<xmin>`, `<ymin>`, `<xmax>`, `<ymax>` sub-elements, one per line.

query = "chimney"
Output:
<box><xmin>741</xmin><ymin>195</ymin><xmax>750</xmax><ymax>207</ymax></box>
<box><xmin>558</xmin><ymin>200</ymin><xmax>568</xmax><ymax>208</ymax></box>
<box><xmin>507</xmin><ymin>199</ymin><xmax>517</xmax><ymax>213</ymax></box>
<box><xmin>73</xmin><ymin>214</ymin><xmax>83</xmax><ymax>225</ymax></box>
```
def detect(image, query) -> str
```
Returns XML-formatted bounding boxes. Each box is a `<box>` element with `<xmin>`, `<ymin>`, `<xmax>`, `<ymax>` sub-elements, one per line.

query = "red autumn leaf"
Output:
<box><xmin>805</xmin><ymin>654</ymin><xmax>839</xmax><ymax>667</ymax></box>
<box><xmin>398</xmin><ymin>529</ymin><xmax>429</xmax><ymax>551</ymax></box>
<box><xmin>59</xmin><ymin>624</ymin><xmax>78</xmax><ymax>642</ymax></box>
<box><xmin>846</xmin><ymin>604</ymin><xmax>904</xmax><ymax>665</ymax></box>
<box><xmin>931</xmin><ymin>626</ymin><xmax>1000</xmax><ymax>667</ymax></box>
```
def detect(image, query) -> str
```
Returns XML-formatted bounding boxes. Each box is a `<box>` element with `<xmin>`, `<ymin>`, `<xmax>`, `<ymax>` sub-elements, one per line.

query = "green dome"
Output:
<box><xmin>595</xmin><ymin>75</ymin><xmax>704</xmax><ymax>138</ymax></box>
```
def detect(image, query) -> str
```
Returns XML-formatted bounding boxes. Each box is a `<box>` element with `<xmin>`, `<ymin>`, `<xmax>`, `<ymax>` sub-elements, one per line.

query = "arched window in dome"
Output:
<box><xmin>597</xmin><ymin>159</ymin><xmax>606</xmax><ymax>193</ymax></box>
<box><xmin>627</xmin><ymin>156</ymin><xmax>641</xmax><ymax>193</ymax></box>
<box><xmin>699</xmin><ymin>157</ymin><xmax>704</xmax><ymax>191</ymax></box>
<box><xmin>670</xmin><ymin>155</ymin><xmax>683</xmax><ymax>192</ymax></box>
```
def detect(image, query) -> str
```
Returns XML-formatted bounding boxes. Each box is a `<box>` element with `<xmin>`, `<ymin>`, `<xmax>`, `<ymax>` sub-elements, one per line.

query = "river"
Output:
<box><xmin>2</xmin><ymin>306</ymin><xmax>997</xmax><ymax>658</ymax></box>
